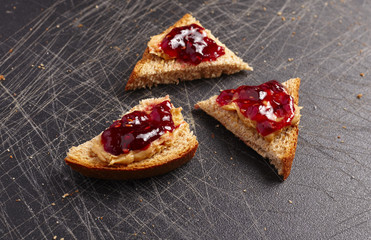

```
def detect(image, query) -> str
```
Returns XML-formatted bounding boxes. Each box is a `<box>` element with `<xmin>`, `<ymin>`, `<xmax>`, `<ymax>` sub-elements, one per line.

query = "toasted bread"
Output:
<box><xmin>125</xmin><ymin>13</ymin><xmax>253</xmax><ymax>90</ymax></box>
<box><xmin>195</xmin><ymin>78</ymin><xmax>301</xmax><ymax>180</ymax></box>
<box><xmin>65</xmin><ymin>96</ymin><xmax>198</xmax><ymax>180</ymax></box>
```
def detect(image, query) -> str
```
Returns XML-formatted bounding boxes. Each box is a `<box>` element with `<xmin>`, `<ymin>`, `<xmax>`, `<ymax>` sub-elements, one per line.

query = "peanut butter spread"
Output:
<box><xmin>221</xmin><ymin>102</ymin><xmax>301</xmax><ymax>141</ymax></box>
<box><xmin>91</xmin><ymin>107</ymin><xmax>184</xmax><ymax>165</ymax></box>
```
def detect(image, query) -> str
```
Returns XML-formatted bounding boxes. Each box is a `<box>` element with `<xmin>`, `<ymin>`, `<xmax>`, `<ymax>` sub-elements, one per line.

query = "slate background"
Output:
<box><xmin>0</xmin><ymin>0</ymin><xmax>370</xmax><ymax>239</ymax></box>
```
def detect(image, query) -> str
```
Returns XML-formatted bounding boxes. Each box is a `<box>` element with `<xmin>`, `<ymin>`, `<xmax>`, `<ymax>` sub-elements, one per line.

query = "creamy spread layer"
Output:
<box><xmin>91</xmin><ymin>100</ymin><xmax>184</xmax><ymax>165</ymax></box>
<box><xmin>216</xmin><ymin>80</ymin><xmax>300</xmax><ymax>141</ymax></box>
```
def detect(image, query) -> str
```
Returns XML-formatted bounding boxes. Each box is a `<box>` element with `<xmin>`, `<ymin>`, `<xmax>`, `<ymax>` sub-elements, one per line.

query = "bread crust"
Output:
<box><xmin>196</xmin><ymin>78</ymin><xmax>301</xmax><ymax>180</ymax></box>
<box><xmin>65</xmin><ymin>142</ymin><xmax>198</xmax><ymax>180</ymax></box>
<box><xmin>125</xmin><ymin>14</ymin><xmax>252</xmax><ymax>90</ymax></box>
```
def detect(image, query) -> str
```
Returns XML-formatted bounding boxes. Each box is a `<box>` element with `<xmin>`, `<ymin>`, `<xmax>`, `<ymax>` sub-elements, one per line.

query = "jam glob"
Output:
<box><xmin>216</xmin><ymin>80</ymin><xmax>296</xmax><ymax>136</ymax></box>
<box><xmin>101</xmin><ymin>101</ymin><xmax>175</xmax><ymax>156</ymax></box>
<box><xmin>160</xmin><ymin>24</ymin><xmax>225</xmax><ymax>65</ymax></box>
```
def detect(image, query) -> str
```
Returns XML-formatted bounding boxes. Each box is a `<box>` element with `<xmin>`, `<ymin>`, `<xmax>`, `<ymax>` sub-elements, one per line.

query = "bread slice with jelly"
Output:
<box><xmin>65</xmin><ymin>96</ymin><xmax>198</xmax><ymax>180</ymax></box>
<box><xmin>125</xmin><ymin>13</ymin><xmax>253</xmax><ymax>90</ymax></box>
<box><xmin>195</xmin><ymin>78</ymin><xmax>301</xmax><ymax>180</ymax></box>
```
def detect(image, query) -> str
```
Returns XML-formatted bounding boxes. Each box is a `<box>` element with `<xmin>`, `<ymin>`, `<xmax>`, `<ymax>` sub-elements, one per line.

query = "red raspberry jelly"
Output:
<box><xmin>101</xmin><ymin>100</ymin><xmax>175</xmax><ymax>156</ymax></box>
<box><xmin>216</xmin><ymin>80</ymin><xmax>296</xmax><ymax>136</ymax></box>
<box><xmin>160</xmin><ymin>24</ymin><xmax>225</xmax><ymax>65</ymax></box>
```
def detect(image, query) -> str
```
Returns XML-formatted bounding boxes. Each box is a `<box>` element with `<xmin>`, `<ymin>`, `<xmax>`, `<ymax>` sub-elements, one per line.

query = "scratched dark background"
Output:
<box><xmin>0</xmin><ymin>0</ymin><xmax>370</xmax><ymax>239</ymax></box>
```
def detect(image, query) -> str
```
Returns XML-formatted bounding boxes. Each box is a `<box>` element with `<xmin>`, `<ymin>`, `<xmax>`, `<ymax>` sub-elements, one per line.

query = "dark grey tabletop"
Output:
<box><xmin>1</xmin><ymin>0</ymin><xmax>370</xmax><ymax>239</ymax></box>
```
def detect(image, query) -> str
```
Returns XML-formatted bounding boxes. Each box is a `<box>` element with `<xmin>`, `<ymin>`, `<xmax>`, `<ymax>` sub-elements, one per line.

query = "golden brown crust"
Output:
<box><xmin>196</xmin><ymin>78</ymin><xmax>301</xmax><ymax>180</ymax></box>
<box><xmin>280</xmin><ymin>126</ymin><xmax>298</xmax><ymax>180</ymax></box>
<box><xmin>125</xmin><ymin>14</ymin><xmax>252</xmax><ymax>91</ymax></box>
<box><xmin>64</xmin><ymin>142</ymin><xmax>198</xmax><ymax>180</ymax></box>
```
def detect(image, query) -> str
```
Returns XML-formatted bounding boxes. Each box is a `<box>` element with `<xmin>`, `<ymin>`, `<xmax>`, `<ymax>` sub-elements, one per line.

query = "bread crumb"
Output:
<box><xmin>56</xmin><ymin>24</ymin><xmax>60</xmax><ymax>28</ymax></box>
<box><xmin>60</xmin><ymin>238</ymin><xmax>64</xmax><ymax>240</ymax></box>
<box><xmin>77</xmin><ymin>24</ymin><xmax>83</xmax><ymax>28</ymax></box>
<box><xmin>62</xmin><ymin>193</ymin><xmax>70</xmax><ymax>198</ymax></box>
<box><xmin>9</xmin><ymin>48</ymin><xmax>13</xmax><ymax>53</ymax></box>
<box><xmin>16</xmin><ymin>199</ymin><xmax>21</xmax><ymax>202</ymax></box>
<box><xmin>263</xmin><ymin>7</ymin><xmax>266</xmax><ymax>11</ymax></box>
<box><xmin>264</xmin><ymin>227</ymin><xmax>267</xmax><ymax>231</ymax></box>
<box><xmin>243</xmin><ymin>189</ymin><xmax>247</xmax><ymax>192</ymax></box>
<box><xmin>0</xmin><ymin>75</ymin><xmax>5</xmax><ymax>81</ymax></box>
<box><xmin>95</xmin><ymin>5</ymin><xmax>99</xmax><ymax>8</ymax></box>
<box><xmin>356</xmin><ymin>93</ymin><xmax>363</xmax><ymax>99</ymax></box>
<box><xmin>277</xmin><ymin>12</ymin><xmax>282</xmax><ymax>16</ymax></box>
<box><xmin>360</xmin><ymin>73</ymin><xmax>364</xmax><ymax>77</ymax></box>
<box><xmin>314</xmin><ymin>15</ymin><xmax>318</xmax><ymax>18</ymax></box>
<box><xmin>292</xmin><ymin>32</ymin><xmax>296</xmax><ymax>36</ymax></box>
<box><xmin>53</xmin><ymin>236</ymin><xmax>57</xmax><ymax>240</ymax></box>
<box><xmin>114</xmin><ymin>46</ymin><xmax>121</xmax><ymax>51</ymax></box>
<box><xmin>291</xmin><ymin>17</ymin><xmax>295</xmax><ymax>21</ymax></box>
<box><xmin>281</xmin><ymin>16</ymin><xmax>286</xmax><ymax>21</ymax></box>
<box><xmin>288</xmin><ymin>58</ymin><xmax>294</xmax><ymax>62</ymax></box>
<box><xmin>51</xmin><ymin>203</ymin><xmax>56</xmax><ymax>206</ymax></box>
<box><xmin>337</xmin><ymin>136</ymin><xmax>341</xmax><ymax>139</ymax></box>
<box><xmin>288</xmin><ymin>200</ymin><xmax>293</xmax><ymax>204</ymax></box>
<box><xmin>342</xmin><ymin>126</ymin><xmax>346</xmax><ymax>129</ymax></box>
<box><xmin>230</xmin><ymin>157</ymin><xmax>233</xmax><ymax>160</ymax></box>
<box><xmin>9</xmin><ymin>155</ymin><xmax>13</xmax><ymax>159</ymax></box>
<box><xmin>139</xmin><ymin>199</ymin><xmax>143</xmax><ymax>202</ymax></box>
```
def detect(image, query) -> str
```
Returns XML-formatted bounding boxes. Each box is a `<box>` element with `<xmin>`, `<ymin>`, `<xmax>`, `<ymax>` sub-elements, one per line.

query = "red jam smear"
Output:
<box><xmin>160</xmin><ymin>23</ymin><xmax>225</xmax><ymax>65</ymax></box>
<box><xmin>101</xmin><ymin>100</ymin><xmax>175</xmax><ymax>156</ymax></box>
<box><xmin>216</xmin><ymin>80</ymin><xmax>295</xmax><ymax>136</ymax></box>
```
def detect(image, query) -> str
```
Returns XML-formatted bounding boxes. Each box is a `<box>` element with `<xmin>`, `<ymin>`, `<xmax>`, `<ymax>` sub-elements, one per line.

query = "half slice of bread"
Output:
<box><xmin>125</xmin><ymin>13</ymin><xmax>253</xmax><ymax>90</ymax></box>
<box><xmin>195</xmin><ymin>78</ymin><xmax>301</xmax><ymax>180</ymax></box>
<box><xmin>65</xmin><ymin>96</ymin><xmax>198</xmax><ymax>180</ymax></box>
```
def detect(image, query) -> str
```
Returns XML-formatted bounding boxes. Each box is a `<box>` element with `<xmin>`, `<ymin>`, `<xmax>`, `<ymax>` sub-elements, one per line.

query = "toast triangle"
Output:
<box><xmin>125</xmin><ymin>14</ymin><xmax>253</xmax><ymax>90</ymax></box>
<box><xmin>196</xmin><ymin>78</ymin><xmax>301</xmax><ymax>180</ymax></box>
<box><xmin>65</xmin><ymin>96</ymin><xmax>198</xmax><ymax>180</ymax></box>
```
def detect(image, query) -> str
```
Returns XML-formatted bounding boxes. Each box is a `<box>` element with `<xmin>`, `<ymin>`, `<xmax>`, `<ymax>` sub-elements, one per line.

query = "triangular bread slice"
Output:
<box><xmin>195</xmin><ymin>78</ymin><xmax>301</xmax><ymax>180</ymax></box>
<box><xmin>125</xmin><ymin>14</ymin><xmax>253</xmax><ymax>90</ymax></box>
<box><xmin>65</xmin><ymin>96</ymin><xmax>198</xmax><ymax>180</ymax></box>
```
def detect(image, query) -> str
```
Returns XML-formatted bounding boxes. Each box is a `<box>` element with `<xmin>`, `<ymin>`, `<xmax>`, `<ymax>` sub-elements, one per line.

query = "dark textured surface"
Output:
<box><xmin>1</xmin><ymin>0</ymin><xmax>370</xmax><ymax>239</ymax></box>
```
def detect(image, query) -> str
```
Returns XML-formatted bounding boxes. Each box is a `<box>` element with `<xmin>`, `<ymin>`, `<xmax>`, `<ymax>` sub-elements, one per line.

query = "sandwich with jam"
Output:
<box><xmin>196</xmin><ymin>78</ymin><xmax>301</xmax><ymax>180</ymax></box>
<box><xmin>65</xmin><ymin>96</ymin><xmax>198</xmax><ymax>180</ymax></box>
<box><xmin>125</xmin><ymin>13</ymin><xmax>253</xmax><ymax>90</ymax></box>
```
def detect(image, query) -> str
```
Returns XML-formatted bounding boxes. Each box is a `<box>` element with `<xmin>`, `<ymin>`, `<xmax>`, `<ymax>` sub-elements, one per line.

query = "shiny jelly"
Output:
<box><xmin>216</xmin><ymin>80</ymin><xmax>295</xmax><ymax>136</ymax></box>
<box><xmin>101</xmin><ymin>101</ymin><xmax>175</xmax><ymax>156</ymax></box>
<box><xmin>160</xmin><ymin>23</ymin><xmax>225</xmax><ymax>65</ymax></box>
